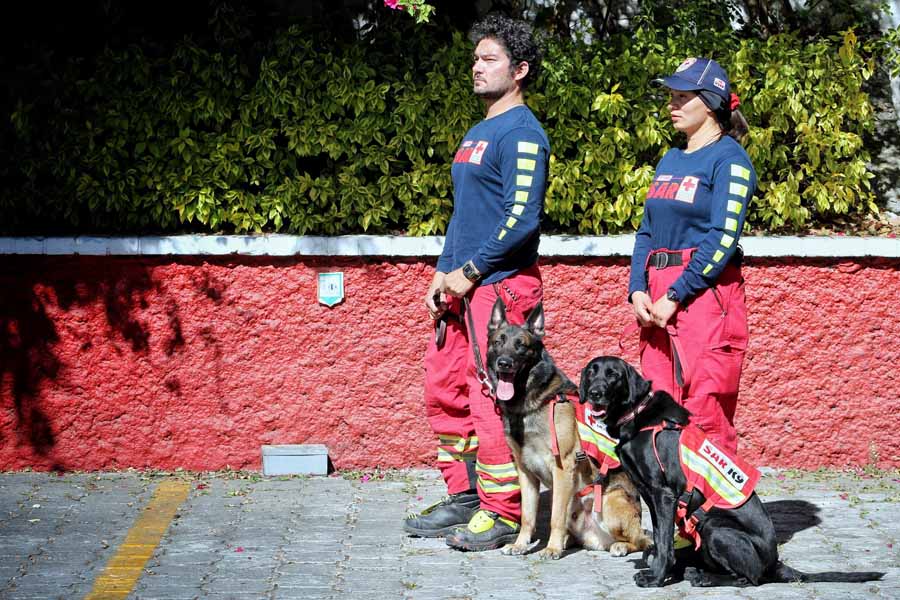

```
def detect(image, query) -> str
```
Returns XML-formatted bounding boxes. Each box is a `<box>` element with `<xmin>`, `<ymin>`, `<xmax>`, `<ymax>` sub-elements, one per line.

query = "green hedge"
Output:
<box><xmin>1</xmin><ymin>20</ymin><xmax>883</xmax><ymax>235</ymax></box>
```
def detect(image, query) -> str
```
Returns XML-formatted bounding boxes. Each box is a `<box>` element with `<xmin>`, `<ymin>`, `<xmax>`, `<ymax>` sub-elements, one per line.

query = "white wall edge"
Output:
<box><xmin>0</xmin><ymin>234</ymin><xmax>898</xmax><ymax>258</ymax></box>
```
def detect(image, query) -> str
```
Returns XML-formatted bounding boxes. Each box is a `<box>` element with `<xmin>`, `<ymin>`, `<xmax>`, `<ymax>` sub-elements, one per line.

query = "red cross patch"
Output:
<box><xmin>674</xmin><ymin>176</ymin><xmax>699</xmax><ymax>203</ymax></box>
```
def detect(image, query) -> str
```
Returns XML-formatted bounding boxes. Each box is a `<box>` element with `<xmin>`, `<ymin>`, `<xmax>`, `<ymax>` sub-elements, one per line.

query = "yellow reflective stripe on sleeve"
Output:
<box><xmin>681</xmin><ymin>446</ymin><xmax>747</xmax><ymax>505</ymax></box>
<box><xmin>516</xmin><ymin>175</ymin><xmax>533</xmax><ymax>187</ymax></box>
<box><xmin>518</xmin><ymin>141</ymin><xmax>539</xmax><ymax>155</ymax></box>
<box><xmin>476</xmin><ymin>461</ymin><xmax>518</xmax><ymax>479</ymax></box>
<box><xmin>498</xmin><ymin>230</ymin><xmax>507</xmax><ymax>241</ymax></box>
<box><xmin>506</xmin><ymin>217</ymin><xmax>517</xmax><ymax>228</ymax></box>
<box><xmin>512</xmin><ymin>205</ymin><xmax>525</xmax><ymax>216</ymax></box>
<box><xmin>724</xmin><ymin>218</ymin><xmax>738</xmax><ymax>232</ymax></box>
<box><xmin>720</xmin><ymin>233</ymin><xmax>735</xmax><ymax>248</ymax></box>
<box><xmin>730</xmin><ymin>164</ymin><xmax>751</xmax><ymax>180</ymax></box>
<box><xmin>703</xmin><ymin>264</ymin><xmax>714</xmax><ymax>275</ymax></box>
<box><xmin>729</xmin><ymin>182</ymin><xmax>749</xmax><ymax>198</ymax></box>
<box><xmin>713</xmin><ymin>250</ymin><xmax>725</xmax><ymax>263</ymax></box>
<box><xmin>515</xmin><ymin>190</ymin><xmax>529</xmax><ymax>203</ymax></box>
<box><xmin>727</xmin><ymin>200</ymin><xmax>743</xmax><ymax>213</ymax></box>
<box><xmin>517</xmin><ymin>158</ymin><xmax>536</xmax><ymax>171</ymax></box>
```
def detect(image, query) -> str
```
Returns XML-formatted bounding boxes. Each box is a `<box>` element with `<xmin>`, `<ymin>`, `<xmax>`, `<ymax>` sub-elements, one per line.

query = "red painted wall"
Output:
<box><xmin>1</xmin><ymin>255</ymin><xmax>898</xmax><ymax>471</ymax></box>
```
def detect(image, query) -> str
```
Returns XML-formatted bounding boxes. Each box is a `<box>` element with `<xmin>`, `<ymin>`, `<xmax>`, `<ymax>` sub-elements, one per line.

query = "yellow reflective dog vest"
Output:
<box><xmin>663</xmin><ymin>423</ymin><xmax>761</xmax><ymax>549</ymax></box>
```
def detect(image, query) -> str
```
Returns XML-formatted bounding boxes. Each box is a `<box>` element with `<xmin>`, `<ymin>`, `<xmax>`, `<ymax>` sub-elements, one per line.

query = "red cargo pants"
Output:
<box><xmin>423</xmin><ymin>264</ymin><xmax>543</xmax><ymax>523</ymax></box>
<box><xmin>639</xmin><ymin>248</ymin><xmax>748</xmax><ymax>454</ymax></box>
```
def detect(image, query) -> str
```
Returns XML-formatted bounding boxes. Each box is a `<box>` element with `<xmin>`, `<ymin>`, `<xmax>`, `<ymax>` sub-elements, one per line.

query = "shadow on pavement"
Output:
<box><xmin>763</xmin><ymin>499</ymin><xmax>822</xmax><ymax>545</ymax></box>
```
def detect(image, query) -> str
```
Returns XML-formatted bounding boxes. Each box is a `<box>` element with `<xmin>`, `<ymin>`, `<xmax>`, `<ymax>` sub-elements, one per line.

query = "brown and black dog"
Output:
<box><xmin>486</xmin><ymin>299</ymin><xmax>650</xmax><ymax>559</ymax></box>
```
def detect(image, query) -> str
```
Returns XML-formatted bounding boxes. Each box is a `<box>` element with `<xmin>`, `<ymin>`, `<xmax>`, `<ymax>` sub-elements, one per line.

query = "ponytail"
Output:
<box><xmin>715</xmin><ymin>107</ymin><xmax>749</xmax><ymax>143</ymax></box>
<box><xmin>713</xmin><ymin>92</ymin><xmax>749</xmax><ymax>143</ymax></box>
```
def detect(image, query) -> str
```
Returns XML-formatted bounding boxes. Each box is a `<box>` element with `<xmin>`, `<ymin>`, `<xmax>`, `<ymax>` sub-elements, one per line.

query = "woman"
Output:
<box><xmin>628</xmin><ymin>57</ymin><xmax>756</xmax><ymax>454</ymax></box>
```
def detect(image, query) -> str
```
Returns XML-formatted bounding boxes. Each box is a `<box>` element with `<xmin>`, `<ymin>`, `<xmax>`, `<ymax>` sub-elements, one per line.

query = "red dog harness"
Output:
<box><xmin>549</xmin><ymin>392</ymin><xmax>621</xmax><ymax>513</ymax></box>
<box><xmin>642</xmin><ymin>421</ymin><xmax>760</xmax><ymax>549</ymax></box>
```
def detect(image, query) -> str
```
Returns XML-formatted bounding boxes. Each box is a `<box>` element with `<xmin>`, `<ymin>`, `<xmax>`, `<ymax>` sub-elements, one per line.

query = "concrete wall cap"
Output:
<box><xmin>0</xmin><ymin>234</ymin><xmax>898</xmax><ymax>258</ymax></box>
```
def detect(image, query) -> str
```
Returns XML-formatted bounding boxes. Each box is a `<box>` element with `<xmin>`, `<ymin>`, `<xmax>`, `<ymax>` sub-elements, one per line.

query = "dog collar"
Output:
<box><xmin>615</xmin><ymin>392</ymin><xmax>654</xmax><ymax>427</ymax></box>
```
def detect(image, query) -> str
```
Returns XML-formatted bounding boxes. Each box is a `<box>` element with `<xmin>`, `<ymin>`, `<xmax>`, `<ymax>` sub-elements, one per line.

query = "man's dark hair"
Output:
<box><xmin>469</xmin><ymin>15</ymin><xmax>542</xmax><ymax>90</ymax></box>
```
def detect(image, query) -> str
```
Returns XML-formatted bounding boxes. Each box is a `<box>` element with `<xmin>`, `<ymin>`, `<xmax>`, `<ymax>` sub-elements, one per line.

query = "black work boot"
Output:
<box><xmin>403</xmin><ymin>490</ymin><xmax>480</xmax><ymax>537</ymax></box>
<box><xmin>445</xmin><ymin>509</ymin><xmax>520</xmax><ymax>551</ymax></box>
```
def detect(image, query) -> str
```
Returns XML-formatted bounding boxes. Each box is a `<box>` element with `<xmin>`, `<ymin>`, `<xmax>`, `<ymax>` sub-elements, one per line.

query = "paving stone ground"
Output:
<box><xmin>0</xmin><ymin>468</ymin><xmax>898</xmax><ymax>599</ymax></box>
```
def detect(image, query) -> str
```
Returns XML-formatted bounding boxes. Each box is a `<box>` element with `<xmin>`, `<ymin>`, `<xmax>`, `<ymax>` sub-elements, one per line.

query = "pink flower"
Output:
<box><xmin>384</xmin><ymin>0</ymin><xmax>401</xmax><ymax>9</ymax></box>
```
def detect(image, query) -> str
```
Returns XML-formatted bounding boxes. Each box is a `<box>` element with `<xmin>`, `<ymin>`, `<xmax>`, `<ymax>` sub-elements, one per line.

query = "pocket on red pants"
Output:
<box><xmin>498</xmin><ymin>270</ymin><xmax>543</xmax><ymax>319</ymax></box>
<box><xmin>697</xmin><ymin>342</ymin><xmax>745</xmax><ymax>397</ymax></box>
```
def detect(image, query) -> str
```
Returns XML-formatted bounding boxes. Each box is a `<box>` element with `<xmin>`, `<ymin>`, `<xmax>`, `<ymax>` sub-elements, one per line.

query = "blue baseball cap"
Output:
<box><xmin>654</xmin><ymin>57</ymin><xmax>730</xmax><ymax>110</ymax></box>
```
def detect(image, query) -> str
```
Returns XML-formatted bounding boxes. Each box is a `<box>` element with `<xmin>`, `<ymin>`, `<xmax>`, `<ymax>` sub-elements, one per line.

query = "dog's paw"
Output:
<box><xmin>501</xmin><ymin>543</ymin><xmax>530</xmax><ymax>556</ymax></box>
<box><xmin>609</xmin><ymin>542</ymin><xmax>630</xmax><ymax>557</ymax></box>
<box><xmin>684</xmin><ymin>566</ymin><xmax>713</xmax><ymax>587</ymax></box>
<box><xmin>634</xmin><ymin>570</ymin><xmax>664</xmax><ymax>588</ymax></box>
<box><xmin>538</xmin><ymin>546</ymin><xmax>563</xmax><ymax>560</ymax></box>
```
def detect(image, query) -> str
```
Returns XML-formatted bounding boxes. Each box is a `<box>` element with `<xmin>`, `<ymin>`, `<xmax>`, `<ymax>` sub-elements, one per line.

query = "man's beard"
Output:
<box><xmin>474</xmin><ymin>86</ymin><xmax>505</xmax><ymax>100</ymax></box>
<box><xmin>473</xmin><ymin>77</ymin><xmax>514</xmax><ymax>100</ymax></box>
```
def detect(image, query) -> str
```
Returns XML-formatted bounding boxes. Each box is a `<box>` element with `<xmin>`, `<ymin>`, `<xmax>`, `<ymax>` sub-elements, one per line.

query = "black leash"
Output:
<box><xmin>462</xmin><ymin>295</ymin><xmax>495</xmax><ymax>396</ymax></box>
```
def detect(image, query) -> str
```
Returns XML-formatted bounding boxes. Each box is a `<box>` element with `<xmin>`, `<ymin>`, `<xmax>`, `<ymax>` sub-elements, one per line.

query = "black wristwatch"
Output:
<box><xmin>666</xmin><ymin>288</ymin><xmax>680</xmax><ymax>303</ymax></box>
<box><xmin>462</xmin><ymin>260</ymin><xmax>482</xmax><ymax>282</ymax></box>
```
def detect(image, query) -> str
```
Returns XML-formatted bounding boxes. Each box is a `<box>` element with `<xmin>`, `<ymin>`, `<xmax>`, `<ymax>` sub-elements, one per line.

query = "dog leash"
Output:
<box><xmin>459</xmin><ymin>282</ymin><xmax>511</xmax><ymax>398</ymax></box>
<box><xmin>462</xmin><ymin>295</ymin><xmax>496</xmax><ymax>397</ymax></box>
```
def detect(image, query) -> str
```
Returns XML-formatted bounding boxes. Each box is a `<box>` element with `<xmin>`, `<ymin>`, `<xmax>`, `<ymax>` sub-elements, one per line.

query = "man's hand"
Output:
<box><xmin>631</xmin><ymin>291</ymin><xmax>654</xmax><ymax>327</ymax></box>
<box><xmin>442</xmin><ymin>267</ymin><xmax>476</xmax><ymax>298</ymax></box>
<box><xmin>650</xmin><ymin>295</ymin><xmax>679</xmax><ymax>328</ymax></box>
<box><xmin>425</xmin><ymin>271</ymin><xmax>448</xmax><ymax>320</ymax></box>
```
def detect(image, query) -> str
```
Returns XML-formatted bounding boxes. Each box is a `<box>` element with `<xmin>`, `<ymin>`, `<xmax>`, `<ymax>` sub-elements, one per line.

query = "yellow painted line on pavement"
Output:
<box><xmin>85</xmin><ymin>480</ymin><xmax>190</xmax><ymax>600</ymax></box>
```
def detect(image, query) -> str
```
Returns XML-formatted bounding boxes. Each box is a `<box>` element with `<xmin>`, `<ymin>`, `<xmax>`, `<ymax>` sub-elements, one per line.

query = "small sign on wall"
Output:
<box><xmin>317</xmin><ymin>272</ymin><xmax>344</xmax><ymax>307</ymax></box>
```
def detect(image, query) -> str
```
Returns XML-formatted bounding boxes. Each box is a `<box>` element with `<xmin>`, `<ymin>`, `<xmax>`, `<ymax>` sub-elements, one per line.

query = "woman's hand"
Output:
<box><xmin>631</xmin><ymin>291</ymin><xmax>654</xmax><ymax>327</ymax></box>
<box><xmin>650</xmin><ymin>295</ymin><xmax>679</xmax><ymax>328</ymax></box>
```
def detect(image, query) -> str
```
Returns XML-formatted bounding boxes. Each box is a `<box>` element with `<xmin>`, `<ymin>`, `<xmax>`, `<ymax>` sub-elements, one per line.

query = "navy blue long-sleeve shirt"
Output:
<box><xmin>629</xmin><ymin>136</ymin><xmax>757</xmax><ymax>302</ymax></box>
<box><xmin>436</xmin><ymin>105</ymin><xmax>549</xmax><ymax>285</ymax></box>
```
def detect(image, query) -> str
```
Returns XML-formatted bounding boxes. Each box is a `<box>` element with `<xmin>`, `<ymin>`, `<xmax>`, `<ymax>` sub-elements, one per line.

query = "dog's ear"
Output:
<box><xmin>625</xmin><ymin>361</ymin><xmax>652</xmax><ymax>403</ymax></box>
<box><xmin>524</xmin><ymin>302</ymin><xmax>545</xmax><ymax>339</ymax></box>
<box><xmin>488</xmin><ymin>297</ymin><xmax>507</xmax><ymax>334</ymax></box>
<box><xmin>578</xmin><ymin>360</ymin><xmax>593</xmax><ymax>404</ymax></box>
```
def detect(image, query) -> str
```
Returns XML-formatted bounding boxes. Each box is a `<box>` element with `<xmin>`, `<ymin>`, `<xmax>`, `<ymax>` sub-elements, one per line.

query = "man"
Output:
<box><xmin>403</xmin><ymin>15</ymin><xmax>549</xmax><ymax>552</ymax></box>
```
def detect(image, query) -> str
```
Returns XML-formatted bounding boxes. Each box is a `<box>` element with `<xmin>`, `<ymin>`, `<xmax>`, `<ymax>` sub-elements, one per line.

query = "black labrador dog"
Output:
<box><xmin>579</xmin><ymin>356</ymin><xmax>884</xmax><ymax>587</ymax></box>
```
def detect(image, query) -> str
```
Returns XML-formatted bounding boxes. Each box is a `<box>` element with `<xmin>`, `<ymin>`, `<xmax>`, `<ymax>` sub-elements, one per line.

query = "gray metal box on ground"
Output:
<box><xmin>261</xmin><ymin>444</ymin><xmax>329</xmax><ymax>475</ymax></box>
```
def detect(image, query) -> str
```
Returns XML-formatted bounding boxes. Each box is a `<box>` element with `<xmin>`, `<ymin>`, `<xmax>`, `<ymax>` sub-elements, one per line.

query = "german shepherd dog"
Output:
<box><xmin>486</xmin><ymin>299</ymin><xmax>650</xmax><ymax>559</ymax></box>
<box><xmin>580</xmin><ymin>355</ymin><xmax>884</xmax><ymax>587</ymax></box>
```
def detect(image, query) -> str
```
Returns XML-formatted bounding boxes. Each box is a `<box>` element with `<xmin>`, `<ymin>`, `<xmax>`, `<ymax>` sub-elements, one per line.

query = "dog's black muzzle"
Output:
<box><xmin>583</xmin><ymin>387</ymin><xmax>610</xmax><ymax>417</ymax></box>
<box><xmin>494</xmin><ymin>356</ymin><xmax>515</xmax><ymax>372</ymax></box>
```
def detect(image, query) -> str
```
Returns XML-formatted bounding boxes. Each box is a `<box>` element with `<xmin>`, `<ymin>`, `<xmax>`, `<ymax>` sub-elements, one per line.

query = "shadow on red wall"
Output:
<box><xmin>0</xmin><ymin>258</ymin><xmax>191</xmax><ymax>469</ymax></box>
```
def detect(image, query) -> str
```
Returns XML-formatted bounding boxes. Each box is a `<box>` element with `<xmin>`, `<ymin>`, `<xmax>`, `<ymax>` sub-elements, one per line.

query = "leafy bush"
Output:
<box><xmin>0</xmin><ymin>16</ymin><xmax>887</xmax><ymax>235</ymax></box>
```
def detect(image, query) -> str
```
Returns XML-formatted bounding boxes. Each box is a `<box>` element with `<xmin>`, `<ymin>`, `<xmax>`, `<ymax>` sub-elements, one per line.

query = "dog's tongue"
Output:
<box><xmin>496</xmin><ymin>374</ymin><xmax>515</xmax><ymax>401</ymax></box>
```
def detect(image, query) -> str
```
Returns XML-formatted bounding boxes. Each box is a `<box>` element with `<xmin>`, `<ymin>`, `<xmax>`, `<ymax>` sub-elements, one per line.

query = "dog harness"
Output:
<box><xmin>642</xmin><ymin>421</ymin><xmax>760</xmax><ymax>549</ymax></box>
<box><xmin>549</xmin><ymin>392</ymin><xmax>621</xmax><ymax>513</ymax></box>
